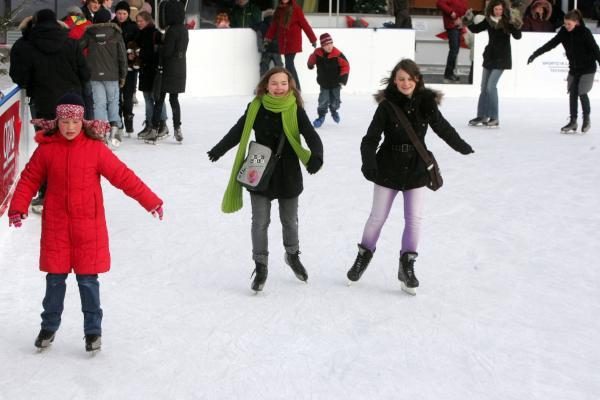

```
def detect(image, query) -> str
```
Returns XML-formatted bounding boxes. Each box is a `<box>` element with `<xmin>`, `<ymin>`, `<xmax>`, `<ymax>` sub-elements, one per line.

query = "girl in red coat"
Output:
<box><xmin>8</xmin><ymin>93</ymin><xmax>164</xmax><ymax>353</ymax></box>
<box><xmin>264</xmin><ymin>0</ymin><xmax>317</xmax><ymax>90</ymax></box>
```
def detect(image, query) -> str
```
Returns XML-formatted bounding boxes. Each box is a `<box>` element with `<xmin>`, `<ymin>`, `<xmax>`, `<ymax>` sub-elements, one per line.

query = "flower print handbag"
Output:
<box><xmin>237</xmin><ymin>134</ymin><xmax>286</xmax><ymax>192</ymax></box>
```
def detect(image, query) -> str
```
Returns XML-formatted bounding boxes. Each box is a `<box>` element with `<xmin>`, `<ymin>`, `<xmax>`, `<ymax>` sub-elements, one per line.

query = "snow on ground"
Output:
<box><xmin>0</xmin><ymin>93</ymin><xmax>599</xmax><ymax>400</ymax></box>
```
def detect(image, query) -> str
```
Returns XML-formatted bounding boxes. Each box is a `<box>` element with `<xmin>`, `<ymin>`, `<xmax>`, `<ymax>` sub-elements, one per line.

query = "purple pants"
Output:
<box><xmin>360</xmin><ymin>184</ymin><xmax>425</xmax><ymax>255</ymax></box>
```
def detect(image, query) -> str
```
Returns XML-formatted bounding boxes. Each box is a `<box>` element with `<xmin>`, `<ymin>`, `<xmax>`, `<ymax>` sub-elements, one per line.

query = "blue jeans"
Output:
<box><xmin>91</xmin><ymin>80</ymin><xmax>121</xmax><ymax>127</ymax></box>
<box><xmin>317</xmin><ymin>87</ymin><xmax>341</xmax><ymax>117</ymax></box>
<box><xmin>143</xmin><ymin>91</ymin><xmax>167</xmax><ymax>124</ymax></box>
<box><xmin>41</xmin><ymin>273</ymin><xmax>103</xmax><ymax>335</ymax></box>
<box><xmin>444</xmin><ymin>27</ymin><xmax>460</xmax><ymax>77</ymax></box>
<box><xmin>477</xmin><ymin>68</ymin><xmax>504</xmax><ymax>120</ymax></box>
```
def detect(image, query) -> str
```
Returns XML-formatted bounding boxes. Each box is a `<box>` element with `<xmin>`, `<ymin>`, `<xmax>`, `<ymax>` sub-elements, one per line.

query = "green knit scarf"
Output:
<box><xmin>221</xmin><ymin>92</ymin><xmax>312</xmax><ymax>213</ymax></box>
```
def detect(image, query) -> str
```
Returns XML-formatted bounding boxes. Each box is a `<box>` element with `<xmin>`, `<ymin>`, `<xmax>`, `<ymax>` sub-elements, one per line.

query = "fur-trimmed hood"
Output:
<box><xmin>527</xmin><ymin>0</ymin><xmax>552</xmax><ymax>21</ymax></box>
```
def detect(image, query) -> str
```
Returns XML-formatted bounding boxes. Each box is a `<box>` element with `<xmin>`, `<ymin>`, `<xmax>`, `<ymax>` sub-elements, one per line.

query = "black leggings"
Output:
<box><xmin>152</xmin><ymin>92</ymin><xmax>180</xmax><ymax>129</ymax></box>
<box><xmin>569</xmin><ymin>76</ymin><xmax>591</xmax><ymax>118</ymax></box>
<box><xmin>284</xmin><ymin>54</ymin><xmax>301</xmax><ymax>90</ymax></box>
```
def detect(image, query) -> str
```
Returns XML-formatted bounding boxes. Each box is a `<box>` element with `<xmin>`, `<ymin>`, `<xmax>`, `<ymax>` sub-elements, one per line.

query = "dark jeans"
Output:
<box><xmin>317</xmin><ymin>86</ymin><xmax>341</xmax><ymax>117</ymax></box>
<box><xmin>284</xmin><ymin>54</ymin><xmax>301</xmax><ymax>90</ymax></box>
<box><xmin>394</xmin><ymin>10</ymin><xmax>412</xmax><ymax>28</ymax></box>
<box><xmin>83</xmin><ymin>81</ymin><xmax>94</xmax><ymax>120</ymax></box>
<box><xmin>568</xmin><ymin>74</ymin><xmax>591</xmax><ymax>118</ymax></box>
<box><xmin>444</xmin><ymin>27</ymin><xmax>460</xmax><ymax>77</ymax></box>
<box><xmin>153</xmin><ymin>92</ymin><xmax>180</xmax><ymax>129</ymax></box>
<box><xmin>260</xmin><ymin>52</ymin><xmax>283</xmax><ymax>77</ymax></box>
<box><xmin>41</xmin><ymin>273</ymin><xmax>103</xmax><ymax>335</ymax></box>
<box><xmin>120</xmin><ymin>70</ymin><xmax>138</xmax><ymax>118</ymax></box>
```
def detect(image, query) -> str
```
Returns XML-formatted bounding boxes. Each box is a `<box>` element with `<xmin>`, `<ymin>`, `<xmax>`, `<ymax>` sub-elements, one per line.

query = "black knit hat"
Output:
<box><xmin>34</xmin><ymin>9</ymin><xmax>57</xmax><ymax>24</ymax></box>
<box><xmin>57</xmin><ymin>92</ymin><xmax>85</xmax><ymax>108</ymax></box>
<box><xmin>115</xmin><ymin>1</ymin><xmax>131</xmax><ymax>14</ymax></box>
<box><xmin>93</xmin><ymin>7</ymin><xmax>112</xmax><ymax>23</ymax></box>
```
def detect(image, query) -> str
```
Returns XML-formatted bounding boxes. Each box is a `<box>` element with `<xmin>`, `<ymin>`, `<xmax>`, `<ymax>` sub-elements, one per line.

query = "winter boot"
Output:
<box><xmin>582</xmin><ymin>115</ymin><xmax>591</xmax><ymax>133</ymax></box>
<box><xmin>346</xmin><ymin>244</ymin><xmax>374</xmax><ymax>282</ymax></box>
<box><xmin>157</xmin><ymin>121</ymin><xmax>169</xmax><ymax>140</ymax></box>
<box><xmin>34</xmin><ymin>329</ymin><xmax>55</xmax><ymax>349</ymax></box>
<box><xmin>251</xmin><ymin>262</ymin><xmax>268</xmax><ymax>292</ymax></box>
<box><xmin>174</xmin><ymin>126</ymin><xmax>183</xmax><ymax>142</ymax></box>
<box><xmin>124</xmin><ymin>114</ymin><xmax>134</xmax><ymax>135</ymax></box>
<box><xmin>137</xmin><ymin>121</ymin><xmax>151</xmax><ymax>139</ymax></box>
<box><xmin>85</xmin><ymin>334</ymin><xmax>102</xmax><ymax>352</ymax></box>
<box><xmin>331</xmin><ymin>110</ymin><xmax>340</xmax><ymax>123</ymax></box>
<box><xmin>398</xmin><ymin>252</ymin><xmax>419</xmax><ymax>295</ymax></box>
<box><xmin>284</xmin><ymin>251</ymin><xmax>308</xmax><ymax>282</ymax></box>
<box><xmin>560</xmin><ymin>117</ymin><xmax>578</xmax><ymax>133</ymax></box>
<box><xmin>312</xmin><ymin>115</ymin><xmax>325</xmax><ymax>128</ymax></box>
<box><xmin>468</xmin><ymin>117</ymin><xmax>488</xmax><ymax>126</ymax></box>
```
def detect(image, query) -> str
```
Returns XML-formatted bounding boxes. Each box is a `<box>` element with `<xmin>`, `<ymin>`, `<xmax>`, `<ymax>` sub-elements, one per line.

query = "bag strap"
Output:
<box><xmin>274</xmin><ymin>133</ymin><xmax>286</xmax><ymax>157</ymax></box>
<box><xmin>385</xmin><ymin>100</ymin><xmax>435</xmax><ymax>169</ymax></box>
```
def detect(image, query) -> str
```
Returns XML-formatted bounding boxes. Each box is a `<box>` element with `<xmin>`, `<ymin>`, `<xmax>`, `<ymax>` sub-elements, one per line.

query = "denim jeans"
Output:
<box><xmin>317</xmin><ymin>87</ymin><xmax>341</xmax><ymax>117</ymax></box>
<box><xmin>477</xmin><ymin>68</ymin><xmax>504</xmax><ymax>120</ymax></box>
<box><xmin>444</xmin><ymin>27</ymin><xmax>460</xmax><ymax>77</ymax></box>
<box><xmin>284</xmin><ymin>53</ymin><xmax>301</xmax><ymax>90</ymax></box>
<box><xmin>83</xmin><ymin>81</ymin><xmax>94</xmax><ymax>120</ymax></box>
<box><xmin>260</xmin><ymin>52</ymin><xmax>283</xmax><ymax>77</ymax></box>
<box><xmin>91</xmin><ymin>80</ymin><xmax>121</xmax><ymax>126</ymax></box>
<box><xmin>360</xmin><ymin>184</ymin><xmax>425</xmax><ymax>254</ymax></box>
<box><xmin>41</xmin><ymin>273</ymin><xmax>103</xmax><ymax>335</ymax></box>
<box><xmin>250</xmin><ymin>193</ymin><xmax>299</xmax><ymax>265</ymax></box>
<box><xmin>143</xmin><ymin>91</ymin><xmax>167</xmax><ymax>124</ymax></box>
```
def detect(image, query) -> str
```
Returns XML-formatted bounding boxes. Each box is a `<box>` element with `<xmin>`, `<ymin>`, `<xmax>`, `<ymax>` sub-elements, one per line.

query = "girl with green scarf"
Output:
<box><xmin>208</xmin><ymin>67</ymin><xmax>324</xmax><ymax>293</ymax></box>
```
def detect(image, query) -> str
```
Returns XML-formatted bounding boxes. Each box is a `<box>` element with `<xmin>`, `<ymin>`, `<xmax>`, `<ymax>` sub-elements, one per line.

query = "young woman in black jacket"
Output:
<box><xmin>528</xmin><ymin>9</ymin><xmax>600</xmax><ymax>133</ymax></box>
<box><xmin>347</xmin><ymin>59</ymin><xmax>474</xmax><ymax>295</ymax></box>
<box><xmin>207</xmin><ymin>67</ymin><xmax>324</xmax><ymax>293</ymax></box>
<box><xmin>464</xmin><ymin>0</ymin><xmax>522</xmax><ymax>128</ymax></box>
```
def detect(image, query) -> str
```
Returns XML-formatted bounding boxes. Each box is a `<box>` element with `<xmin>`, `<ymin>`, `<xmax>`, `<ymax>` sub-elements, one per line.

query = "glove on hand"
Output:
<box><xmin>527</xmin><ymin>54</ymin><xmax>536</xmax><ymax>65</ymax></box>
<box><xmin>462</xmin><ymin>8</ymin><xmax>475</xmax><ymax>25</ymax></box>
<box><xmin>8</xmin><ymin>213</ymin><xmax>26</xmax><ymax>228</ymax></box>
<box><xmin>461</xmin><ymin>144</ymin><xmax>475</xmax><ymax>155</ymax></box>
<box><xmin>306</xmin><ymin>156</ymin><xmax>323</xmax><ymax>174</ymax></box>
<box><xmin>207</xmin><ymin>150</ymin><xmax>220</xmax><ymax>162</ymax></box>
<box><xmin>151</xmin><ymin>205</ymin><xmax>164</xmax><ymax>220</ymax></box>
<box><xmin>361</xmin><ymin>166</ymin><xmax>377</xmax><ymax>181</ymax></box>
<box><xmin>509</xmin><ymin>9</ymin><xmax>523</xmax><ymax>30</ymax></box>
<box><xmin>311</xmin><ymin>42</ymin><xmax>317</xmax><ymax>48</ymax></box>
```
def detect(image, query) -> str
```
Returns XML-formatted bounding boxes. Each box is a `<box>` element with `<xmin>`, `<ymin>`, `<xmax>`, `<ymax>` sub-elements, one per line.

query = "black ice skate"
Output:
<box><xmin>34</xmin><ymin>329</ymin><xmax>55</xmax><ymax>350</ymax></box>
<box><xmin>285</xmin><ymin>251</ymin><xmax>308</xmax><ymax>282</ymax></box>
<box><xmin>174</xmin><ymin>127</ymin><xmax>183</xmax><ymax>142</ymax></box>
<box><xmin>468</xmin><ymin>117</ymin><xmax>488</xmax><ymax>127</ymax></box>
<box><xmin>144</xmin><ymin>127</ymin><xmax>159</xmax><ymax>144</ymax></box>
<box><xmin>137</xmin><ymin>121</ymin><xmax>151</xmax><ymax>139</ymax></box>
<box><xmin>124</xmin><ymin>114</ymin><xmax>134</xmax><ymax>136</ymax></box>
<box><xmin>560</xmin><ymin>117</ymin><xmax>577</xmax><ymax>133</ymax></box>
<box><xmin>484</xmin><ymin>118</ymin><xmax>499</xmax><ymax>128</ymax></box>
<box><xmin>346</xmin><ymin>244</ymin><xmax>374</xmax><ymax>283</ymax></box>
<box><xmin>85</xmin><ymin>334</ymin><xmax>102</xmax><ymax>353</ymax></box>
<box><xmin>582</xmin><ymin>115</ymin><xmax>591</xmax><ymax>133</ymax></box>
<box><xmin>251</xmin><ymin>262</ymin><xmax>268</xmax><ymax>292</ymax></box>
<box><xmin>398</xmin><ymin>252</ymin><xmax>419</xmax><ymax>296</ymax></box>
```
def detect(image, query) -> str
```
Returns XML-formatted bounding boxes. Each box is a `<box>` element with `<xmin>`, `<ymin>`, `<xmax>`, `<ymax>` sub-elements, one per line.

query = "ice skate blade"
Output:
<box><xmin>400</xmin><ymin>282</ymin><xmax>417</xmax><ymax>296</ymax></box>
<box><xmin>560</xmin><ymin>130</ymin><xmax>577</xmax><ymax>134</ymax></box>
<box><xmin>144</xmin><ymin>139</ymin><xmax>157</xmax><ymax>145</ymax></box>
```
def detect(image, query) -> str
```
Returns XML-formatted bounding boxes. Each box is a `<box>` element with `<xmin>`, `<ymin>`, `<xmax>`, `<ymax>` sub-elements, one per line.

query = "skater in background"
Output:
<box><xmin>463</xmin><ymin>0</ymin><xmax>522</xmax><ymax>128</ymax></box>
<box><xmin>528</xmin><ymin>9</ymin><xmax>600</xmax><ymax>133</ymax></box>
<box><xmin>145</xmin><ymin>0</ymin><xmax>189</xmax><ymax>143</ymax></box>
<box><xmin>264</xmin><ymin>0</ymin><xmax>317</xmax><ymax>90</ymax></box>
<box><xmin>256</xmin><ymin>9</ymin><xmax>283</xmax><ymax>78</ymax></box>
<box><xmin>347</xmin><ymin>59</ymin><xmax>473</xmax><ymax>295</ymax></box>
<box><xmin>307</xmin><ymin>32</ymin><xmax>350</xmax><ymax>128</ymax></box>
<box><xmin>436</xmin><ymin>0</ymin><xmax>468</xmax><ymax>82</ymax></box>
<box><xmin>207</xmin><ymin>67</ymin><xmax>323</xmax><ymax>292</ymax></box>
<box><xmin>7</xmin><ymin>93</ymin><xmax>164</xmax><ymax>353</ymax></box>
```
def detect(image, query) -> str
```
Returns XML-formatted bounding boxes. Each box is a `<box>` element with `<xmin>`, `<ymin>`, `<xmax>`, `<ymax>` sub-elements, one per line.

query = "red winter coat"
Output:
<box><xmin>436</xmin><ymin>0</ymin><xmax>468</xmax><ymax>30</ymax></box>
<box><xmin>265</xmin><ymin>0</ymin><xmax>317</xmax><ymax>55</ymax></box>
<box><xmin>63</xmin><ymin>15</ymin><xmax>92</xmax><ymax>41</ymax></box>
<box><xmin>9</xmin><ymin>131</ymin><xmax>162</xmax><ymax>275</ymax></box>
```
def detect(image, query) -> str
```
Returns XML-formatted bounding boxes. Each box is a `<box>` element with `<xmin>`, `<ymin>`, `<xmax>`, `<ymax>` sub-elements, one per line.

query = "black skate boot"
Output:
<box><xmin>157</xmin><ymin>121</ymin><xmax>169</xmax><ymax>140</ymax></box>
<box><xmin>174</xmin><ymin>126</ymin><xmax>183</xmax><ymax>142</ymax></box>
<box><xmin>144</xmin><ymin>126</ymin><xmax>159</xmax><ymax>144</ymax></box>
<box><xmin>85</xmin><ymin>334</ymin><xmax>102</xmax><ymax>352</ymax></box>
<box><xmin>346</xmin><ymin>244</ymin><xmax>374</xmax><ymax>283</ymax></box>
<box><xmin>34</xmin><ymin>329</ymin><xmax>55</xmax><ymax>350</ymax></box>
<box><xmin>560</xmin><ymin>117</ymin><xmax>577</xmax><ymax>133</ymax></box>
<box><xmin>582</xmin><ymin>115</ymin><xmax>591</xmax><ymax>133</ymax></box>
<box><xmin>251</xmin><ymin>262</ymin><xmax>268</xmax><ymax>292</ymax></box>
<box><xmin>137</xmin><ymin>121</ymin><xmax>151</xmax><ymax>139</ymax></box>
<box><xmin>468</xmin><ymin>117</ymin><xmax>488</xmax><ymax>126</ymax></box>
<box><xmin>285</xmin><ymin>251</ymin><xmax>308</xmax><ymax>282</ymax></box>
<box><xmin>124</xmin><ymin>114</ymin><xmax>134</xmax><ymax>135</ymax></box>
<box><xmin>398</xmin><ymin>252</ymin><xmax>419</xmax><ymax>295</ymax></box>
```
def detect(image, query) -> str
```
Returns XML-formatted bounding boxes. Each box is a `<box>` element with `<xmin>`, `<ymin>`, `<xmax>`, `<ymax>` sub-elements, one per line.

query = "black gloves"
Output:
<box><xmin>527</xmin><ymin>54</ymin><xmax>536</xmax><ymax>65</ymax></box>
<box><xmin>460</xmin><ymin>144</ymin><xmax>475</xmax><ymax>155</ymax></box>
<box><xmin>311</xmin><ymin>42</ymin><xmax>317</xmax><ymax>48</ymax></box>
<box><xmin>306</xmin><ymin>156</ymin><xmax>322</xmax><ymax>174</ymax></box>
<box><xmin>361</xmin><ymin>166</ymin><xmax>377</xmax><ymax>181</ymax></box>
<box><xmin>207</xmin><ymin>150</ymin><xmax>220</xmax><ymax>162</ymax></box>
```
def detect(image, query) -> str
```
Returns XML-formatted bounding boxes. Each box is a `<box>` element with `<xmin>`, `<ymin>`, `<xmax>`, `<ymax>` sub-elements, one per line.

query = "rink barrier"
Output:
<box><xmin>185</xmin><ymin>29</ymin><xmax>600</xmax><ymax>99</ymax></box>
<box><xmin>0</xmin><ymin>86</ymin><xmax>28</xmax><ymax>218</ymax></box>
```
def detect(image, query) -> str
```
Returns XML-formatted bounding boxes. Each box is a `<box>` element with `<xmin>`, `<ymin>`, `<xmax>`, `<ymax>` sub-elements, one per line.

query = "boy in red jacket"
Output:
<box><xmin>307</xmin><ymin>32</ymin><xmax>350</xmax><ymax>128</ymax></box>
<box><xmin>8</xmin><ymin>93</ymin><xmax>164</xmax><ymax>353</ymax></box>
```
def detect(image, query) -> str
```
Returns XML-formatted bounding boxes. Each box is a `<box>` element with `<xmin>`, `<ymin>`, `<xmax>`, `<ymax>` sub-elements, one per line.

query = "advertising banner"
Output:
<box><xmin>0</xmin><ymin>100</ymin><xmax>22</xmax><ymax>217</ymax></box>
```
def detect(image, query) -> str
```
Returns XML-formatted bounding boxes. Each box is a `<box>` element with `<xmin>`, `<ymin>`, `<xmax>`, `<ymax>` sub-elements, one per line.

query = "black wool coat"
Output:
<box><xmin>136</xmin><ymin>25</ymin><xmax>161</xmax><ymax>92</ymax></box>
<box><xmin>532</xmin><ymin>24</ymin><xmax>600</xmax><ymax>76</ymax></box>
<box><xmin>160</xmin><ymin>0</ymin><xmax>189</xmax><ymax>93</ymax></box>
<box><xmin>468</xmin><ymin>17</ymin><xmax>522</xmax><ymax>70</ymax></box>
<box><xmin>113</xmin><ymin>17</ymin><xmax>139</xmax><ymax>45</ymax></box>
<box><xmin>361</xmin><ymin>87</ymin><xmax>473</xmax><ymax>191</ymax></box>
<box><xmin>24</xmin><ymin>21</ymin><xmax>89</xmax><ymax>119</ymax></box>
<box><xmin>210</xmin><ymin>104</ymin><xmax>324</xmax><ymax>199</ymax></box>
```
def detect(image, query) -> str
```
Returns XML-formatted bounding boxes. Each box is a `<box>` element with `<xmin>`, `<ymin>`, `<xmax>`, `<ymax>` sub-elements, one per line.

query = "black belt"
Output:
<box><xmin>390</xmin><ymin>144</ymin><xmax>414</xmax><ymax>152</ymax></box>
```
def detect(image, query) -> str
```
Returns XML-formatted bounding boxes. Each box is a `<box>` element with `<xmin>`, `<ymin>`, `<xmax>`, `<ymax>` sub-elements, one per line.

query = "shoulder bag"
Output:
<box><xmin>237</xmin><ymin>134</ymin><xmax>286</xmax><ymax>192</ymax></box>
